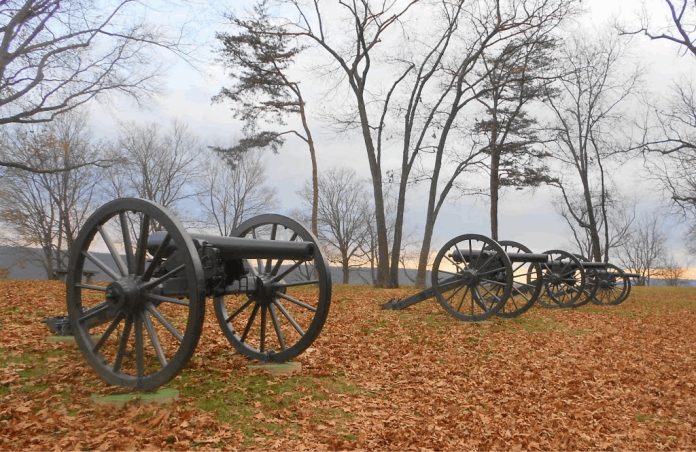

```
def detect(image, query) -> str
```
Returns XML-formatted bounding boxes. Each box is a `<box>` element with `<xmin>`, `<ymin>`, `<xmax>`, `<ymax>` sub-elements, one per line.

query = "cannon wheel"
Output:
<box><xmin>66</xmin><ymin>198</ymin><xmax>205</xmax><ymax>391</ymax></box>
<box><xmin>538</xmin><ymin>250</ymin><xmax>586</xmax><ymax>308</ymax></box>
<box><xmin>431</xmin><ymin>234</ymin><xmax>512</xmax><ymax>321</ymax></box>
<box><xmin>573</xmin><ymin>255</ymin><xmax>600</xmax><ymax>308</ymax></box>
<box><xmin>592</xmin><ymin>264</ymin><xmax>630</xmax><ymax>306</ymax></box>
<box><xmin>497</xmin><ymin>240</ymin><xmax>543</xmax><ymax>318</ymax></box>
<box><xmin>213</xmin><ymin>215</ymin><xmax>331</xmax><ymax>362</ymax></box>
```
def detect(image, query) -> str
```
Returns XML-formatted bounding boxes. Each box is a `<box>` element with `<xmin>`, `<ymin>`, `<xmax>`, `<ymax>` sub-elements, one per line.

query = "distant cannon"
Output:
<box><xmin>382</xmin><ymin>234</ymin><xmax>548</xmax><ymax>321</ymax></box>
<box><xmin>63</xmin><ymin>198</ymin><xmax>331</xmax><ymax>391</ymax></box>
<box><xmin>382</xmin><ymin>234</ymin><xmax>639</xmax><ymax>321</ymax></box>
<box><xmin>536</xmin><ymin>253</ymin><xmax>638</xmax><ymax>308</ymax></box>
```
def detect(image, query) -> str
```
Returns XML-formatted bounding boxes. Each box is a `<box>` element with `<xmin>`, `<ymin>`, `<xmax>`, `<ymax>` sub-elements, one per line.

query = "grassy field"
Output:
<box><xmin>0</xmin><ymin>280</ymin><xmax>694</xmax><ymax>450</ymax></box>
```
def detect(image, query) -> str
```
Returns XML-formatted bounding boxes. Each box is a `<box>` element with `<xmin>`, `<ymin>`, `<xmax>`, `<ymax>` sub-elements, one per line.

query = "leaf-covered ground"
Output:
<box><xmin>0</xmin><ymin>280</ymin><xmax>694</xmax><ymax>450</ymax></box>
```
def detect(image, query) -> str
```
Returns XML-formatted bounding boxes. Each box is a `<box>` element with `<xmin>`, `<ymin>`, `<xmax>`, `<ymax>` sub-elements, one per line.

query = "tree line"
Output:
<box><xmin>1</xmin><ymin>0</ymin><xmax>695</xmax><ymax>286</ymax></box>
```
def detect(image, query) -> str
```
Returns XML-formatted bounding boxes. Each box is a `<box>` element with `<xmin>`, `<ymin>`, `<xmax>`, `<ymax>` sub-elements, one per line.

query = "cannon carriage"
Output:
<box><xmin>65</xmin><ymin>198</ymin><xmax>331</xmax><ymax>391</ymax></box>
<box><xmin>383</xmin><ymin>234</ymin><xmax>550</xmax><ymax>321</ymax></box>
<box><xmin>383</xmin><ymin>233</ymin><xmax>639</xmax><ymax>322</ymax></box>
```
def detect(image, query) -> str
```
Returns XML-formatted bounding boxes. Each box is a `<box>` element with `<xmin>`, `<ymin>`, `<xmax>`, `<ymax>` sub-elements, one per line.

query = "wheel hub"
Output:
<box><xmin>106</xmin><ymin>277</ymin><xmax>144</xmax><ymax>312</ymax></box>
<box><xmin>459</xmin><ymin>269</ymin><xmax>479</xmax><ymax>286</ymax></box>
<box><xmin>254</xmin><ymin>275</ymin><xmax>278</xmax><ymax>306</ymax></box>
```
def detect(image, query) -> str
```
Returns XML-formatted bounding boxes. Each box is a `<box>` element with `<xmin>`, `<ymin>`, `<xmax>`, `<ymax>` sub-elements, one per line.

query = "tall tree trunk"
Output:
<box><xmin>490</xmin><ymin>146</ymin><xmax>501</xmax><ymax>241</ymax></box>
<box><xmin>342</xmin><ymin>255</ymin><xmax>350</xmax><ymax>284</ymax></box>
<box><xmin>298</xmin><ymin>102</ymin><xmax>319</xmax><ymax>236</ymax></box>
<box><xmin>415</xmin><ymin>101</ymin><xmax>460</xmax><ymax>287</ymax></box>
<box><xmin>580</xmin><ymin>175</ymin><xmax>602</xmax><ymax>261</ymax></box>
<box><xmin>389</xmin><ymin>168</ymin><xmax>409</xmax><ymax>287</ymax></box>
<box><xmin>356</xmin><ymin>100</ymin><xmax>391</xmax><ymax>287</ymax></box>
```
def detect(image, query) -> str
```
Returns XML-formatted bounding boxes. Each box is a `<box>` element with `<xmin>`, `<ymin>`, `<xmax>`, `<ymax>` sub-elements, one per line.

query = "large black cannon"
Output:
<box><xmin>65</xmin><ymin>198</ymin><xmax>331</xmax><ymax>390</ymax></box>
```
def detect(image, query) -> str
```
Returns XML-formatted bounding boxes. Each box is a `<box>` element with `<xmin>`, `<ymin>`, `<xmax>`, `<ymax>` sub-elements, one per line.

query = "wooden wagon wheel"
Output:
<box><xmin>591</xmin><ymin>263</ymin><xmax>630</xmax><ymax>306</ymax></box>
<box><xmin>431</xmin><ymin>234</ymin><xmax>512</xmax><ymax>321</ymax></box>
<box><xmin>538</xmin><ymin>250</ymin><xmax>586</xmax><ymax>308</ymax></box>
<box><xmin>213</xmin><ymin>215</ymin><xmax>331</xmax><ymax>362</ymax></box>
<box><xmin>66</xmin><ymin>198</ymin><xmax>205</xmax><ymax>390</ymax></box>
<box><xmin>573</xmin><ymin>255</ymin><xmax>601</xmax><ymax>308</ymax></box>
<box><xmin>496</xmin><ymin>240</ymin><xmax>544</xmax><ymax>318</ymax></box>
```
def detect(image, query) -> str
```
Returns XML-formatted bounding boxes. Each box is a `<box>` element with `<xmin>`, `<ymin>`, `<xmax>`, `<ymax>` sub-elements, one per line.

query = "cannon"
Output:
<box><xmin>535</xmin><ymin>252</ymin><xmax>639</xmax><ymax>308</ymax></box>
<box><xmin>381</xmin><ymin>233</ymin><xmax>641</xmax><ymax>321</ymax></box>
<box><xmin>64</xmin><ymin>198</ymin><xmax>331</xmax><ymax>390</ymax></box>
<box><xmin>382</xmin><ymin>234</ymin><xmax>548</xmax><ymax>321</ymax></box>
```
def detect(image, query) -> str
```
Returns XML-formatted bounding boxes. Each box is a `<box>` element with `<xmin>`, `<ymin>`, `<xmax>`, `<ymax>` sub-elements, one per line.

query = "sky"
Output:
<box><xmin>86</xmin><ymin>0</ymin><xmax>696</xmax><ymax>270</ymax></box>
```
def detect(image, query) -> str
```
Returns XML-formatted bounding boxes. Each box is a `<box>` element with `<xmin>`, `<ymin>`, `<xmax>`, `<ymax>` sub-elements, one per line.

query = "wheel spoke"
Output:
<box><xmin>99</xmin><ymin>226</ymin><xmax>128</xmax><ymax>276</ymax></box>
<box><xmin>477</xmin><ymin>266</ymin><xmax>508</xmax><ymax>276</ymax></box>
<box><xmin>143</xmin><ymin>233</ymin><xmax>171</xmax><ymax>281</ymax></box>
<box><xmin>83</xmin><ymin>251</ymin><xmax>120</xmax><ymax>281</ymax></box>
<box><xmin>479</xmin><ymin>279</ymin><xmax>508</xmax><ymax>287</ymax></box>
<box><xmin>274</xmin><ymin>279</ymin><xmax>320</xmax><ymax>288</ymax></box>
<box><xmin>140</xmin><ymin>265</ymin><xmax>185</xmax><ymax>291</ymax></box>
<box><xmin>76</xmin><ymin>283</ymin><xmax>107</xmax><ymax>292</ymax></box>
<box><xmin>455</xmin><ymin>286</ymin><xmax>471</xmax><ymax>312</ymax></box>
<box><xmin>271</xmin><ymin>260</ymin><xmax>304</xmax><ymax>283</ymax></box>
<box><xmin>146</xmin><ymin>302</ymin><xmax>183</xmax><ymax>342</ymax></box>
<box><xmin>445</xmin><ymin>283</ymin><xmax>467</xmax><ymax>305</ymax></box>
<box><xmin>276</xmin><ymin>292</ymin><xmax>317</xmax><ymax>312</ymax></box>
<box><xmin>270</xmin><ymin>232</ymin><xmax>299</xmax><ymax>275</ymax></box>
<box><xmin>134</xmin><ymin>214</ymin><xmax>150</xmax><ymax>275</ymax></box>
<box><xmin>143</xmin><ymin>311</ymin><xmax>167</xmax><ymax>367</ymax></box>
<box><xmin>264</xmin><ymin>224</ymin><xmax>278</xmax><ymax>275</ymax></box>
<box><xmin>113</xmin><ymin>314</ymin><xmax>133</xmax><ymax>372</ymax></box>
<box><xmin>145</xmin><ymin>293</ymin><xmax>190</xmax><ymax>307</ymax></box>
<box><xmin>240</xmin><ymin>303</ymin><xmax>260</xmax><ymax>343</ymax></box>
<box><xmin>472</xmin><ymin>287</ymin><xmax>490</xmax><ymax>311</ymax></box>
<box><xmin>259</xmin><ymin>305</ymin><xmax>267</xmax><ymax>352</ymax></box>
<box><xmin>134</xmin><ymin>312</ymin><xmax>145</xmax><ymax>379</ymax></box>
<box><xmin>225</xmin><ymin>298</ymin><xmax>254</xmax><ymax>323</ymax></box>
<box><xmin>444</xmin><ymin>254</ymin><xmax>464</xmax><ymax>273</ymax></box>
<box><xmin>268</xmin><ymin>303</ymin><xmax>286</xmax><ymax>350</ymax></box>
<box><xmin>250</xmin><ymin>229</ymin><xmax>263</xmax><ymax>275</ymax></box>
<box><xmin>77</xmin><ymin>302</ymin><xmax>111</xmax><ymax>324</ymax></box>
<box><xmin>511</xmin><ymin>285</ymin><xmax>531</xmax><ymax>301</ymax></box>
<box><xmin>92</xmin><ymin>312</ymin><xmax>124</xmax><ymax>353</ymax></box>
<box><xmin>119</xmin><ymin>212</ymin><xmax>134</xmax><ymax>274</ymax></box>
<box><xmin>273</xmin><ymin>299</ymin><xmax>305</xmax><ymax>336</ymax></box>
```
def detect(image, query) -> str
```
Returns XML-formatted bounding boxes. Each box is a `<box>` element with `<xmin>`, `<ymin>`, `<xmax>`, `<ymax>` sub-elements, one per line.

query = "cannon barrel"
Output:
<box><xmin>554</xmin><ymin>260</ymin><xmax>607</xmax><ymax>269</ymax></box>
<box><xmin>451</xmin><ymin>250</ymin><xmax>548</xmax><ymax>263</ymax></box>
<box><xmin>624</xmin><ymin>272</ymin><xmax>641</xmax><ymax>278</ymax></box>
<box><xmin>147</xmin><ymin>232</ymin><xmax>315</xmax><ymax>261</ymax></box>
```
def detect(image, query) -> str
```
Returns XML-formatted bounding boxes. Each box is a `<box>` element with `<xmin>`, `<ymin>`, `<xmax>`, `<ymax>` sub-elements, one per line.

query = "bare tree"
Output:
<box><xmin>615</xmin><ymin>214</ymin><xmax>667</xmax><ymax>286</ymax></box>
<box><xmin>279</xmin><ymin>0</ymin><xmax>421</xmax><ymax>287</ymax></box>
<box><xmin>634</xmin><ymin>81</ymin><xmax>696</xmax><ymax>227</ymax></box>
<box><xmin>215</xmin><ymin>0</ymin><xmax>320</xmax><ymax>235</ymax></box>
<box><xmin>105</xmin><ymin>121</ymin><xmax>199</xmax><ymax>212</ymax></box>
<box><xmin>0</xmin><ymin>112</ymin><xmax>101</xmax><ymax>278</ymax></box>
<box><xmin>620</xmin><ymin>0</ymin><xmax>696</xmax><ymax>57</ymax></box>
<box><xmin>657</xmin><ymin>255</ymin><xmax>687</xmax><ymax>286</ymax></box>
<box><xmin>0</xmin><ymin>0</ymin><xmax>188</xmax><ymax>172</ymax></box>
<box><xmin>299</xmin><ymin>167</ymin><xmax>369</xmax><ymax>284</ymax></box>
<box><xmin>555</xmin><ymin>188</ymin><xmax>635</xmax><ymax>259</ymax></box>
<box><xmin>547</xmin><ymin>32</ymin><xmax>640</xmax><ymax>262</ymax></box>
<box><xmin>197</xmin><ymin>149</ymin><xmax>277</xmax><ymax>236</ymax></box>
